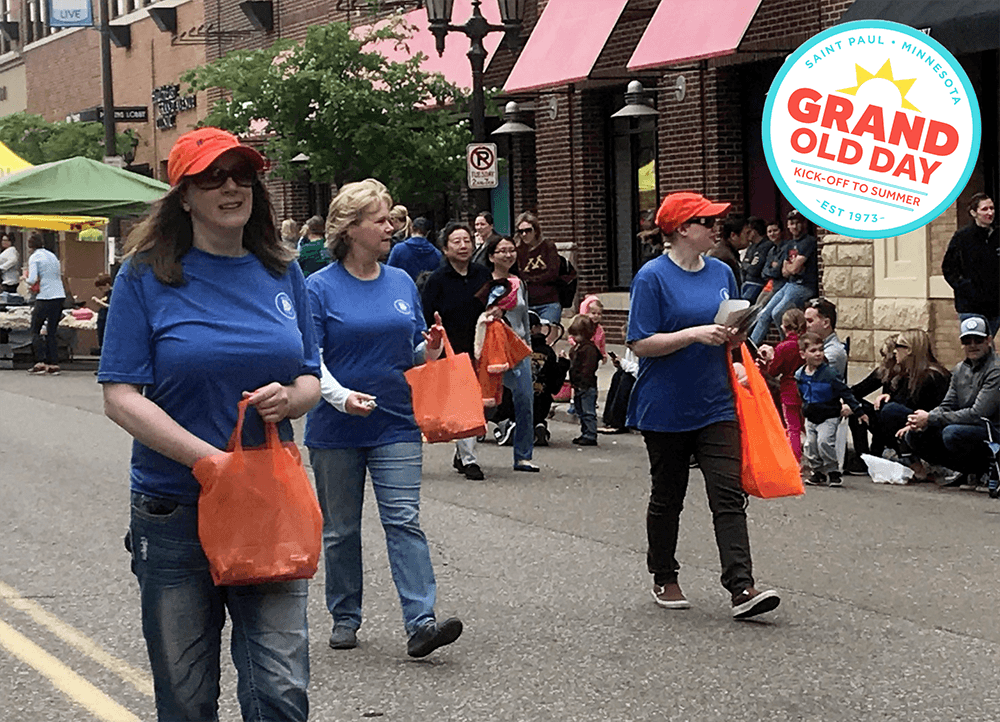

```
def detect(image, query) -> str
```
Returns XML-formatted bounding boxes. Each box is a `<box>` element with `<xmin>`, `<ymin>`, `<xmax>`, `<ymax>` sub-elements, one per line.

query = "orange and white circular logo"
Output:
<box><xmin>763</xmin><ymin>20</ymin><xmax>981</xmax><ymax>238</ymax></box>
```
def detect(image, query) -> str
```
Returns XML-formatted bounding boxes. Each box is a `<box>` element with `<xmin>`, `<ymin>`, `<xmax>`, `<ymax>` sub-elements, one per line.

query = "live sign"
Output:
<box><xmin>467</xmin><ymin>143</ymin><xmax>498</xmax><ymax>189</ymax></box>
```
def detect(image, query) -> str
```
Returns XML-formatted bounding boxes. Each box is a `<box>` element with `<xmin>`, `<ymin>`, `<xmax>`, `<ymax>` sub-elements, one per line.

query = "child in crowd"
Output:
<box><xmin>599</xmin><ymin>321</ymin><xmax>638</xmax><ymax>434</ymax></box>
<box><xmin>527</xmin><ymin>311</ymin><xmax>570</xmax><ymax>446</ymax></box>
<box><xmin>578</xmin><ymin>295</ymin><xmax>607</xmax><ymax>361</ymax></box>
<box><xmin>763</xmin><ymin>308</ymin><xmax>807</xmax><ymax>461</ymax></box>
<box><xmin>565</xmin><ymin>295</ymin><xmax>607</xmax><ymax>416</ymax></box>
<box><xmin>567</xmin><ymin>313</ymin><xmax>600</xmax><ymax>446</ymax></box>
<box><xmin>795</xmin><ymin>332</ymin><xmax>868</xmax><ymax>487</ymax></box>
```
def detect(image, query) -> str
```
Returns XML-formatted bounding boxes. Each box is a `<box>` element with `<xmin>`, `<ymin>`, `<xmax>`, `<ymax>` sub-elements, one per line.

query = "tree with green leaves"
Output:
<box><xmin>183</xmin><ymin>19</ymin><xmax>473</xmax><ymax>207</ymax></box>
<box><xmin>0</xmin><ymin>112</ymin><xmax>136</xmax><ymax>165</ymax></box>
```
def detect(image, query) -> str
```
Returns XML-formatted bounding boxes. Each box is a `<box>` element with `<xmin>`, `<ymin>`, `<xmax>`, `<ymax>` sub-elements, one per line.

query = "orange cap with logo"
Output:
<box><xmin>655</xmin><ymin>192</ymin><xmax>731</xmax><ymax>234</ymax></box>
<box><xmin>167</xmin><ymin>127</ymin><xmax>267</xmax><ymax>186</ymax></box>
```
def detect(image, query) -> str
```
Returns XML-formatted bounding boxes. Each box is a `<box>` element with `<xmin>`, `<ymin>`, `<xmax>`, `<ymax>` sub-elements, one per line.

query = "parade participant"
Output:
<box><xmin>514</xmin><ymin>211</ymin><xmax>563</xmax><ymax>324</ymax></box>
<box><xmin>421</xmin><ymin>220</ymin><xmax>492</xmax><ymax>480</ymax></box>
<box><xmin>942</xmin><ymin>193</ymin><xmax>998</xmax><ymax>334</ymax></box>
<box><xmin>305</xmin><ymin>178</ymin><xmax>463</xmax><ymax>658</ymax></box>
<box><xmin>99</xmin><ymin>127</ymin><xmax>321</xmax><ymax>721</ymax></box>
<box><xmin>485</xmin><ymin>235</ymin><xmax>538</xmax><ymax>471</ymax></box>
<box><xmin>25</xmin><ymin>233</ymin><xmax>65</xmax><ymax>376</ymax></box>
<box><xmin>628</xmin><ymin>191</ymin><xmax>780</xmax><ymax>619</ymax></box>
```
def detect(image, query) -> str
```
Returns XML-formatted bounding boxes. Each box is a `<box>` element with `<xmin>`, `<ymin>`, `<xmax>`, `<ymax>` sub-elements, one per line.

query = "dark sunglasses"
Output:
<box><xmin>686</xmin><ymin>217</ymin><xmax>716</xmax><ymax>228</ymax></box>
<box><xmin>894</xmin><ymin>343</ymin><xmax>909</xmax><ymax>350</ymax></box>
<box><xmin>514</xmin><ymin>227</ymin><xmax>535</xmax><ymax>236</ymax></box>
<box><xmin>960</xmin><ymin>336</ymin><xmax>988</xmax><ymax>345</ymax></box>
<box><xmin>188</xmin><ymin>164</ymin><xmax>257</xmax><ymax>190</ymax></box>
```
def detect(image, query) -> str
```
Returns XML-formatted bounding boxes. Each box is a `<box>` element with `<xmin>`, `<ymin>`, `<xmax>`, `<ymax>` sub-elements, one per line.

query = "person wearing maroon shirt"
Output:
<box><xmin>514</xmin><ymin>211</ymin><xmax>563</xmax><ymax>324</ymax></box>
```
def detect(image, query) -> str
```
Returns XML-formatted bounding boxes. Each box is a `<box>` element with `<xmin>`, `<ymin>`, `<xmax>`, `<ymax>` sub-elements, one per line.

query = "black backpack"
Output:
<box><xmin>557</xmin><ymin>255</ymin><xmax>578</xmax><ymax>309</ymax></box>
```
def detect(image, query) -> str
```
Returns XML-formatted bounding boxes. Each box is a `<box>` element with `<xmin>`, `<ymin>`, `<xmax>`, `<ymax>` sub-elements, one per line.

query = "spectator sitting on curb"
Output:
<box><xmin>897</xmin><ymin>316</ymin><xmax>1000</xmax><ymax>489</ymax></box>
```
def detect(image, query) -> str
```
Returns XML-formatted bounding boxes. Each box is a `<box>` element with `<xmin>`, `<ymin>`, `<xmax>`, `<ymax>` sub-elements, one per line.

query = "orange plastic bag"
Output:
<box><xmin>728</xmin><ymin>344</ymin><xmax>805</xmax><ymax>498</ymax></box>
<box><xmin>192</xmin><ymin>399</ymin><xmax>323</xmax><ymax>586</ymax></box>
<box><xmin>404</xmin><ymin>329</ymin><xmax>487</xmax><ymax>443</ymax></box>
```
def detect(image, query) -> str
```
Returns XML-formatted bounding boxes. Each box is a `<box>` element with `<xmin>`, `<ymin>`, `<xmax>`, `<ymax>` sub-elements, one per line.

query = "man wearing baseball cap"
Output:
<box><xmin>898</xmin><ymin>315</ymin><xmax>999</xmax><ymax>487</ymax></box>
<box><xmin>627</xmin><ymin>191</ymin><xmax>781</xmax><ymax>619</ymax></box>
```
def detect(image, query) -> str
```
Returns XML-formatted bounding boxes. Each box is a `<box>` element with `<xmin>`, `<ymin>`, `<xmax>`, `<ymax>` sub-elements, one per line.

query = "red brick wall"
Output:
<box><xmin>24</xmin><ymin>0</ymin><xmax>208</xmax><ymax>182</ymax></box>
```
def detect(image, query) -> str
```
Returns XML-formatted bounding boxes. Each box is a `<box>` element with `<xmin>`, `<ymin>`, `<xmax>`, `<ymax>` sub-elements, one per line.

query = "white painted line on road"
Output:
<box><xmin>0</xmin><ymin>617</ymin><xmax>140</xmax><ymax>722</ymax></box>
<box><xmin>0</xmin><ymin>581</ymin><xmax>153</xmax><ymax>697</ymax></box>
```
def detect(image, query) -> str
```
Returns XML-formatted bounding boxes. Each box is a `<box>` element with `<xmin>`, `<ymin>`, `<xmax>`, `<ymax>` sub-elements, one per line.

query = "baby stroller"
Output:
<box><xmin>985</xmin><ymin>418</ymin><xmax>1000</xmax><ymax>499</ymax></box>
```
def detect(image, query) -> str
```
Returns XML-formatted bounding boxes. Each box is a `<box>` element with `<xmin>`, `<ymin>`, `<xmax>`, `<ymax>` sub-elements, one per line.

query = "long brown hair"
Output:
<box><xmin>895</xmin><ymin>328</ymin><xmax>947</xmax><ymax>397</ymax></box>
<box><xmin>123</xmin><ymin>179</ymin><xmax>290</xmax><ymax>286</ymax></box>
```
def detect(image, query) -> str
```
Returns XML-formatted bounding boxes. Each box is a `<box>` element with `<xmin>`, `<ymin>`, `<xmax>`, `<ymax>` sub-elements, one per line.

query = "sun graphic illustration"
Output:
<box><xmin>837</xmin><ymin>59</ymin><xmax>919</xmax><ymax>112</ymax></box>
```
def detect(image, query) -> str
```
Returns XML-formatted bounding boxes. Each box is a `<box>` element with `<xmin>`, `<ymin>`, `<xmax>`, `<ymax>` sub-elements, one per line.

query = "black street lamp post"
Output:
<box><xmin>425</xmin><ymin>0</ymin><xmax>525</xmax><ymax>215</ymax></box>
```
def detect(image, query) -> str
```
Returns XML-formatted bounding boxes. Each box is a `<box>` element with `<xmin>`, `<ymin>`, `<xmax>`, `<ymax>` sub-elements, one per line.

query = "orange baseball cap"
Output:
<box><xmin>167</xmin><ymin>127</ymin><xmax>267</xmax><ymax>186</ymax></box>
<box><xmin>655</xmin><ymin>192</ymin><xmax>731</xmax><ymax>234</ymax></box>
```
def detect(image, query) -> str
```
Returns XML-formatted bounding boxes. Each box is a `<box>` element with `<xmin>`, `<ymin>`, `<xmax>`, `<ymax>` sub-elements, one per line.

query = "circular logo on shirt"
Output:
<box><xmin>394</xmin><ymin>299</ymin><xmax>411</xmax><ymax>315</ymax></box>
<box><xmin>275</xmin><ymin>292</ymin><xmax>296</xmax><ymax>320</ymax></box>
<box><xmin>720</xmin><ymin>288</ymin><xmax>731</xmax><ymax>301</ymax></box>
<box><xmin>763</xmin><ymin>20</ymin><xmax>980</xmax><ymax>239</ymax></box>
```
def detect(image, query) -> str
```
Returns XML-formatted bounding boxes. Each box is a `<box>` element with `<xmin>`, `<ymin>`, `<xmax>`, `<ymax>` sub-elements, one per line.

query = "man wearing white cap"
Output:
<box><xmin>898</xmin><ymin>315</ymin><xmax>1000</xmax><ymax>486</ymax></box>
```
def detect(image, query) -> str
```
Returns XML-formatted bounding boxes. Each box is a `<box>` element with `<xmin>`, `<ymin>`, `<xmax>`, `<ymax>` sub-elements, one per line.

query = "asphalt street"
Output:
<box><xmin>1</xmin><ymin>369</ymin><xmax>999</xmax><ymax>722</ymax></box>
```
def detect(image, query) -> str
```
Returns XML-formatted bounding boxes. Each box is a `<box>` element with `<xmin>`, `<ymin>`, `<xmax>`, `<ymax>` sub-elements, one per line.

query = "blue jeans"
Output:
<box><xmin>530</xmin><ymin>302</ymin><xmax>562</xmax><ymax>325</ymax></box>
<box><xmin>905</xmin><ymin>422</ymin><xmax>993</xmax><ymax>474</ymax></box>
<box><xmin>749</xmin><ymin>282</ymin><xmax>814</xmax><ymax>345</ymax></box>
<box><xmin>503</xmin><ymin>356</ymin><xmax>535</xmax><ymax>463</ymax></box>
<box><xmin>740</xmin><ymin>281</ymin><xmax>764</xmax><ymax>303</ymax></box>
<box><xmin>308</xmin><ymin>443</ymin><xmax>437</xmax><ymax>636</ymax></box>
<box><xmin>575</xmin><ymin>386</ymin><xmax>597</xmax><ymax>441</ymax></box>
<box><xmin>129</xmin><ymin>493</ymin><xmax>309</xmax><ymax>722</ymax></box>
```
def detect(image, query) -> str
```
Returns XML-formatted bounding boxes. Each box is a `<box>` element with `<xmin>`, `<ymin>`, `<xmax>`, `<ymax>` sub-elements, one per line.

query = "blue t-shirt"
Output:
<box><xmin>626</xmin><ymin>254</ymin><xmax>738</xmax><ymax>433</ymax></box>
<box><xmin>304</xmin><ymin>262</ymin><xmax>426</xmax><ymax>449</ymax></box>
<box><xmin>97</xmin><ymin>249</ymin><xmax>321</xmax><ymax>505</ymax></box>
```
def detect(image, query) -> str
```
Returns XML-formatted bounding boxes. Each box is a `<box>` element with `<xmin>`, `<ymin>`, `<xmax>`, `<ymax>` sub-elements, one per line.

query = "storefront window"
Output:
<box><xmin>609</xmin><ymin>114</ymin><xmax>657</xmax><ymax>289</ymax></box>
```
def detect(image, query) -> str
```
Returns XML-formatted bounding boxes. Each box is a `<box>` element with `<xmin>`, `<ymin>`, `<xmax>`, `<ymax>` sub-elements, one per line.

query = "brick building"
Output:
<box><xmin>483</xmin><ymin>0</ymin><xmax>998</xmax><ymax>366</ymax></box>
<box><xmin>3</xmin><ymin>0</ymin><xmax>997</xmax><ymax>366</ymax></box>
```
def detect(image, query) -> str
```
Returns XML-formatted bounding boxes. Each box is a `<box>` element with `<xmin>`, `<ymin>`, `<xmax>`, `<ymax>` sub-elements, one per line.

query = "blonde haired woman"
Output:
<box><xmin>872</xmin><ymin>328</ymin><xmax>950</xmax><ymax>455</ymax></box>
<box><xmin>389</xmin><ymin>203</ymin><xmax>412</xmax><ymax>243</ymax></box>
<box><xmin>304</xmin><ymin>178</ymin><xmax>463</xmax><ymax>658</ymax></box>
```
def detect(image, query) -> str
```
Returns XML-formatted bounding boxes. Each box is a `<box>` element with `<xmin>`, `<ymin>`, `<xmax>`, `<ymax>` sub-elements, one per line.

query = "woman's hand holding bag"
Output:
<box><xmin>728</xmin><ymin>344</ymin><xmax>805</xmax><ymax>498</ymax></box>
<box><xmin>404</xmin><ymin>328</ymin><xmax>487</xmax><ymax>443</ymax></box>
<box><xmin>192</xmin><ymin>398</ymin><xmax>323</xmax><ymax>586</ymax></box>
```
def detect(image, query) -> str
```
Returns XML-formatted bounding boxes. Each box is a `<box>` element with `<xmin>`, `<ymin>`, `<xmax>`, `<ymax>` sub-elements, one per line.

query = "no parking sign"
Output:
<box><xmin>467</xmin><ymin>143</ymin><xmax>498</xmax><ymax>189</ymax></box>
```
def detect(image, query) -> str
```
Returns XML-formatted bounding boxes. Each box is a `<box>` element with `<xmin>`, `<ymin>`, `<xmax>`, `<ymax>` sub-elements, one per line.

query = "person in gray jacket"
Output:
<box><xmin>898</xmin><ymin>316</ymin><xmax>1000</xmax><ymax>485</ymax></box>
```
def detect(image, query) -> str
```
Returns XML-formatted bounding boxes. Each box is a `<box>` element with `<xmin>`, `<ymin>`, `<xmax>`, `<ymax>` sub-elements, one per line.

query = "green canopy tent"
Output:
<box><xmin>0</xmin><ymin>156</ymin><xmax>169</xmax><ymax>216</ymax></box>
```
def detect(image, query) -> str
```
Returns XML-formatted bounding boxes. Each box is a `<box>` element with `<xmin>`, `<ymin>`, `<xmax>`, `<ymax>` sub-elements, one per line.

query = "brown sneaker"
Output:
<box><xmin>27</xmin><ymin>362</ymin><xmax>47</xmax><ymax>375</ymax></box>
<box><xmin>732</xmin><ymin>586</ymin><xmax>780</xmax><ymax>619</ymax></box>
<box><xmin>45</xmin><ymin>365</ymin><xmax>61</xmax><ymax>376</ymax></box>
<box><xmin>651</xmin><ymin>582</ymin><xmax>691</xmax><ymax>609</ymax></box>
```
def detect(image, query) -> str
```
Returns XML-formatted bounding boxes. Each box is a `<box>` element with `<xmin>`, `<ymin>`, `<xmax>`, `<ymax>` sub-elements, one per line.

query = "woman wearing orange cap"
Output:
<box><xmin>626</xmin><ymin>191</ymin><xmax>781</xmax><ymax>620</ymax></box>
<box><xmin>98</xmin><ymin>127</ymin><xmax>321</xmax><ymax>721</ymax></box>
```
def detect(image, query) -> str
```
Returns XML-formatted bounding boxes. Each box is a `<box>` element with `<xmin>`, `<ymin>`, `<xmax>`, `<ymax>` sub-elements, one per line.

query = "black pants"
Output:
<box><xmin>602</xmin><ymin>370</ymin><xmax>635</xmax><ymax>429</ymax></box>
<box><xmin>642</xmin><ymin>421</ymin><xmax>754</xmax><ymax>595</ymax></box>
<box><xmin>1</xmin><ymin>282</ymin><xmax>17</xmax><ymax>293</ymax></box>
<box><xmin>30</xmin><ymin>298</ymin><xmax>64</xmax><ymax>365</ymax></box>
